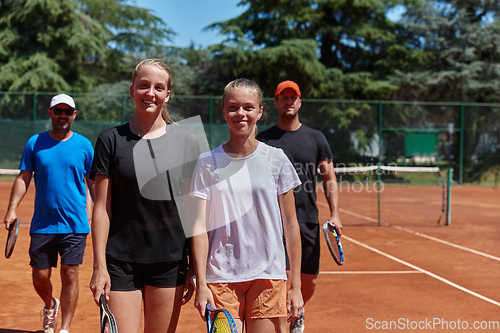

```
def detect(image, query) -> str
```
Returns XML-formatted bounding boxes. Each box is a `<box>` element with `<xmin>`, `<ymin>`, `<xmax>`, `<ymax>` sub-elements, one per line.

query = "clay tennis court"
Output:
<box><xmin>1</xmin><ymin>181</ymin><xmax>499</xmax><ymax>332</ymax></box>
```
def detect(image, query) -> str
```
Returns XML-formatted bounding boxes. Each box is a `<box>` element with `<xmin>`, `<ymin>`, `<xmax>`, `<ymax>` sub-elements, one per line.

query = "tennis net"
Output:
<box><xmin>1</xmin><ymin>166</ymin><xmax>448</xmax><ymax>228</ymax></box>
<box><xmin>332</xmin><ymin>165</ymin><xmax>446</xmax><ymax>226</ymax></box>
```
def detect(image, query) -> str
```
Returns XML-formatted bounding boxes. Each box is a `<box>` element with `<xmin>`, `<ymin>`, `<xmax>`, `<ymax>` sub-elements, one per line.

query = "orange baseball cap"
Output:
<box><xmin>275</xmin><ymin>80</ymin><xmax>301</xmax><ymax>98</ymax></box>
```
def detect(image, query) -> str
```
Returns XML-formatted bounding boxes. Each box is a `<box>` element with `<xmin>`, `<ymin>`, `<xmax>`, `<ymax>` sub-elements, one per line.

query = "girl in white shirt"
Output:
<box><xmin>190</xmin><ymin>78</ymin><xmax>304</xmax><ymax>333</ymax></box>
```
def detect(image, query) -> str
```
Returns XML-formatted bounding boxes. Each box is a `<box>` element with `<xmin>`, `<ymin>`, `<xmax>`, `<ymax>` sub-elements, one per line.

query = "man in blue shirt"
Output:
<box><xmin>3</xmin><ymin>94</ymin><xmax>94</xmax><ymax>333</ymax></box>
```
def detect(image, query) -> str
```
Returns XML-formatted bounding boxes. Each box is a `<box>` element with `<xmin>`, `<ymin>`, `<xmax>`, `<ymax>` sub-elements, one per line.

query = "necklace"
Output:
<box><xmin>130</xmin><ymin>123</ymin><xmax>147</xmax><ymax>137</ymax></box>
<box><xmin>130</xmin><ymin>122</ymin><xmax>167</xmax><ymax>138</ymax></box>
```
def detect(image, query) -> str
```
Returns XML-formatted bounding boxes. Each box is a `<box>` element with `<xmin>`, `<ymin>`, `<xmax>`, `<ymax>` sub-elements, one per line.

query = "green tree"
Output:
<box><xmin>81</xmin><ymin>0</ymin><xmax>173</xmax><ymax>53</ymax></box>
<box><xmin>0</xmin><ymin>0</ymin><xmax>174</xmax><ymax>92</ymax></box>
<box><xmin>392</xmin><ymin>0</ymin><xmax>500</xmax><ymax>102</ymax></box>
<box><xmin>0</xmin><ymin>0</ymin><xmax>105</xmax><ymax>91</ymax></box>
<box><xmin>79</xmin><ymin>0</ymin><xmax>175</xmax><ymax>84</ymax></box>
<box><xmin>391</xmin><ymin>0</ymin><xmax>500</xmax><ymax>182</ymax></box>
<box><xmin>203</xmin><ymin>35</ymin><xmax>398</xmax><ymax>100</ymax></box>
<box><xmin>208</xmin><ymin>0</ymin><xmax>425</xmax><ymax>77</ymax></box>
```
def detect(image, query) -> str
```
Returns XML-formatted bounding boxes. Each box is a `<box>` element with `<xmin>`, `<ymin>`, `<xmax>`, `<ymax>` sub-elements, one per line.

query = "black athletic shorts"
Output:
<box><xmin>284</xmin><ymin>222</ymin><xmax>321</xmax><ymax>275</ymax></box>
<box><xmin>106</xmin><ymin>255</ymin><xmax>188</xmax><ymax>291</ymax></box>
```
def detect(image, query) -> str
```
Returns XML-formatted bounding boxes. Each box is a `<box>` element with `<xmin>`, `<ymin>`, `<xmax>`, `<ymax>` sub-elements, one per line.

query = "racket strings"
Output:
<box><xmin>209</xmin><ymin>310</ymin><xmax>238</xmax><ymax>333</ymax></box>
<box><xmin>212</xmin><ymin>314</ymin><xmax>232</xmax><ymax>333</ymax></box>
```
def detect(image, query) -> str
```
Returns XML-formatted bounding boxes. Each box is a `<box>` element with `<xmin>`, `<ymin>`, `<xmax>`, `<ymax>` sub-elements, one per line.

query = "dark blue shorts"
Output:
<box><xmin>106</xmin><ymin>255</ymin><xmax>188</xmax><ymax>291</ymax></box>
<box><xmin>29</xmin><ymin>233</ymin><xmax>87</xmax><ymax>269</ymax></box>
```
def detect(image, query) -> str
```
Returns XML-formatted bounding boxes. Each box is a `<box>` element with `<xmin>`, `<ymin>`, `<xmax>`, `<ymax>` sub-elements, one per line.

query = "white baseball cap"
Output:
<box><xmin>50</xmin><ymin>94</ymin><xmax>75</xmax><ymax>109</ymax></box>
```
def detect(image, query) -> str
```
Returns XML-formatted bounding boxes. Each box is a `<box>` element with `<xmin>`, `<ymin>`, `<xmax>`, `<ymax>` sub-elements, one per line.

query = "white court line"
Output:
<box><xmin>320</xmin><ymin>202</ymin><xmax>500</xmax><ymax>263</ymax></box>
<box><xmin>343</xmin><ymin>235</ymin><xmax>500</xmax><ymax>307</ymax></box>
<box><xmin>320</xmin><ymin>271</ymin><xmax>423</xmax><ymax>275</ymax></box>
<box><xmin>318</xmin><ymin>201</ymin><xmax>378</xmax><ymax>222</ymax></box>
<box><xmin>338</xmin><ymin>208</ymin><xmax>378</xmax><ymax>223</ymax></box>
<box><xmin>392</xmin><ymin>225</ymin><xmax>500</xmax><ymax>262</ymax></box>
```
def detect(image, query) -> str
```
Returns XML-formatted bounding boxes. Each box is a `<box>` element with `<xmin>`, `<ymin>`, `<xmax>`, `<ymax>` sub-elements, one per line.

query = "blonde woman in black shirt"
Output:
<box><xmin>89</xmin><ymin>59</ymin><xmax>199</xmax><ymax>333</ymax></box>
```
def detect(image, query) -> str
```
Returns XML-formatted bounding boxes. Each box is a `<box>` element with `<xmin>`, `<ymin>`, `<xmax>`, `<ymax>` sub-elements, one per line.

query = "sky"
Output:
<box><xmin>134</xmin><ymin>0</ymin><xmax>249</xmax><ymax>48</ymax></box>
<box><xmin>133</xmin><ymin>1</ymin><xmax>405</xmax><ymax>48</ymax></box>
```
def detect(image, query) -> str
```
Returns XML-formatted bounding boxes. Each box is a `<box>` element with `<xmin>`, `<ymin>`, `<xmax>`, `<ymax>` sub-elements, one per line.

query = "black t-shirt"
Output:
<box><xmin>90</xmin><ymin>123</ymin><xmax>200</xmax><ymax>263</ymax></box>
<box><xmin>257</xmin><ymin>125</ymin><xmax>333</xmax><ymax>224</ymax></box>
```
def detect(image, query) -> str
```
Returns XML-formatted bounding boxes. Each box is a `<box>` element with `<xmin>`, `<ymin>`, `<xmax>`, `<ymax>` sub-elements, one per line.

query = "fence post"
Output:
<box><xmin>446</xmin><ymin>168</ymin><xmax>453</xmax><ymax>226</ymax></box>
<box><xmin>209</xmin><ymin>96</ymin><xmax>214</xmax><ymax>149</ymax></box>
<box><xmin>121</xmin><ymin>95</ymin><xmax>126</xmax><ymax>123</ymax></box>
<box><xmin>209</xmin><ymin>96</ymin><xmax>213</xmax><ymax>125</ymax></box>
<box><xmin>377</xmin><ymin>101</ymin><xmax>383</xmax><ymax>227</ymax></box>
<box><xmin>459</xmin><ymin>104</ymin><xmax>464</xmax><ymax>184</ymax></box>
<box><xmin>33</xmin><ymin>92</ymin><xmax>37</xmax><ymax>121</ymax></box>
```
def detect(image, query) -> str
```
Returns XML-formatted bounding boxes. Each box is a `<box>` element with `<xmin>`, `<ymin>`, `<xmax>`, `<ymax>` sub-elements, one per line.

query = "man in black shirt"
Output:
<box><xmin>257</xmin><ymin>81</ymin><xmax>342</xmax><ymax>333</ymax></box>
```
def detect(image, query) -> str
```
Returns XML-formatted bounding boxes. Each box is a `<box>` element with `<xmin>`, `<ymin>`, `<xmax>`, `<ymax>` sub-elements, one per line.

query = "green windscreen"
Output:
<box><xmin>406</xmin><ymin>132</ymin><xmax>437</xmax><ymax>156</ymax></box>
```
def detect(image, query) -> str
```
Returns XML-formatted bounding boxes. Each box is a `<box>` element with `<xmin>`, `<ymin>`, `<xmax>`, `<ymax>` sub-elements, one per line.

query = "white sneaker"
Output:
<box><xmin>290</xmin><ymin>310</ymin><xmax>305</xmax><ymax>333</ymax></box>
<box><xmin>59</xmin><ymin>330</ymin><xmax>69</xmax><ymax>333</ymax></box>
<box><xmin>41</xmin><ymin>297</ymin><xmax>60</xmax><ymax>333</ymax></box>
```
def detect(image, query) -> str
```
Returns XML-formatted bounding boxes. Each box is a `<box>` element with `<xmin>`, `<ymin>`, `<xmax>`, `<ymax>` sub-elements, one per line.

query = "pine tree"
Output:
<box><xmin>207</xmin><ymin>0</ymin><xmax>423</xmax><ymax>77</ymax></box>
<box><xmin>0</xmin><ymin>0</ymin><xmax>174</xmax><ymax>92</ymax></box>
<box><xmin>393</xmin><ymin>0</ymin><xmax>500</xmax><ymax>102</ymax></box>
<box><xmin>392</xmin><ymin>0</ymin><xmax>500</xmax><ymax>181</ymax></box>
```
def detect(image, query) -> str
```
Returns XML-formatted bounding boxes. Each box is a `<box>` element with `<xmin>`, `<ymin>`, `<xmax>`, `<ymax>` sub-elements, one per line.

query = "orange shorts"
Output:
<box><xmin>208</xmin><ymin>279</ymin><xmax>287</xmax><ymax>320</ymax></box>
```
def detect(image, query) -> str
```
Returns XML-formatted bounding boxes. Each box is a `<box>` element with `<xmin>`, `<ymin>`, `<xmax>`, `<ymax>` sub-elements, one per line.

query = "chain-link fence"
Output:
<box><xmin>1</xmin><ymin>92</ymin><xmax>499</xmax><ymax>185</ymax></box>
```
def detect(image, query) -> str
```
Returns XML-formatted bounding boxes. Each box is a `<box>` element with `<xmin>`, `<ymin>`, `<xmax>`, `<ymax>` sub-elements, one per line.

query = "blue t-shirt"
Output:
<box><xmin>20</xmin><ymin>131</ymin><xmax>94</xmax><ymax>234</ymax></box>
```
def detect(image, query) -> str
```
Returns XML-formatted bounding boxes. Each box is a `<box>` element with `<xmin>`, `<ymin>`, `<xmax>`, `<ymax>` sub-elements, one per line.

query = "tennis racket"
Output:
<box><xmin>205</xmin><ymin>304</ymin><xmax>238</xmax><ymax>333</ymax></box>
<box><xmin>100</xmin><ymin>291</ymin><xmax>118</xmax><ymax>333</ymax></box>
<box><xmin>5</xmin><ymin>218</ymin><xmax>20</xmax><ymax>258</ymax></box>
<box><xmin>323</xmin><ymin>222</ymin><xmax>344</xmax><ymax>265</ymax></box>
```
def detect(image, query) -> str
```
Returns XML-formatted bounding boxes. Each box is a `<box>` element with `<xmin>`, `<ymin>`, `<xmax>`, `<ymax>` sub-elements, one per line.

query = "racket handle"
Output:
<box><xmin>191</xmin><ymin>275</ymin><xmax>197</xmax><ymax>289</ymax></box>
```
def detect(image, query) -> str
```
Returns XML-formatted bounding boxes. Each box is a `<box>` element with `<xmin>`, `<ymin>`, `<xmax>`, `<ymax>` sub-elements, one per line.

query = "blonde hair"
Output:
<box><xmin>132</xmin><ymin>59</ymin><xmax>173</xmax><ymax>123</ymax></box>
<box><xmin>221</xmin><ymin>78</ymin><xmax>264</xmax><ymax>108</ymax></box>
